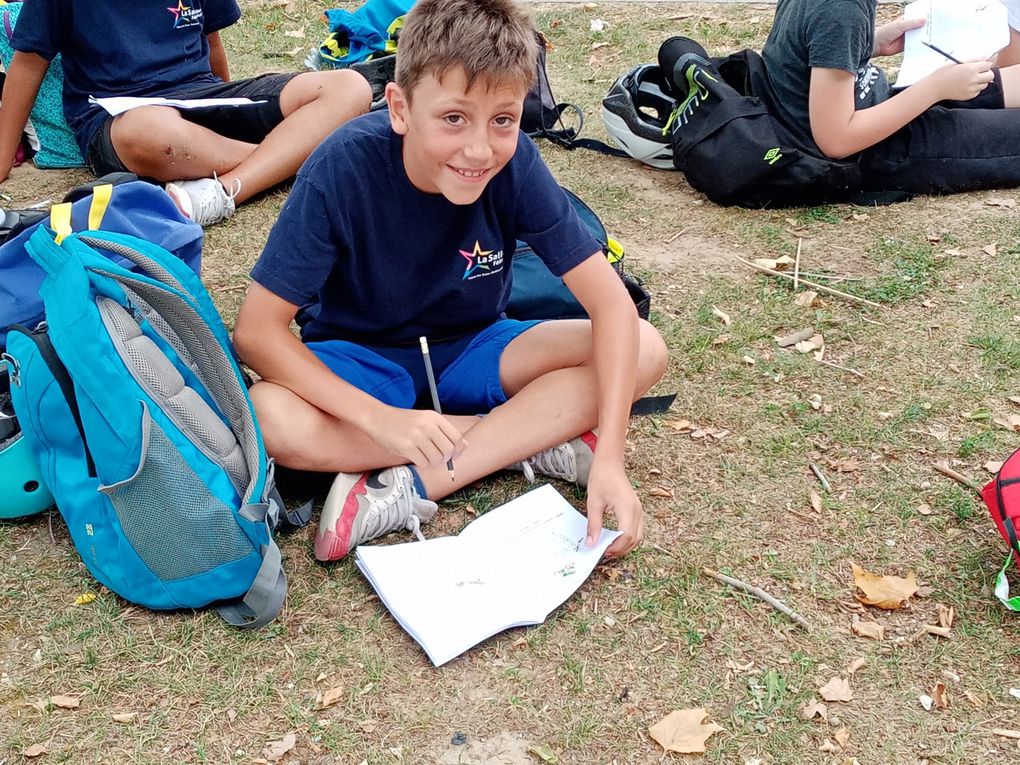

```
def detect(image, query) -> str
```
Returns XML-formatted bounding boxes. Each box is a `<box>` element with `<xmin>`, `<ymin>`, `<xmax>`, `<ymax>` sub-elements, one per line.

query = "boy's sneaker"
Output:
<box><xmin>657</xmin><ymin>36</ymin><xmax>731</xmax><ymax>131</ymax></box>
<box><xmin>165</xmin><ymin>176</ymin><xmax>240</xmax><ymax>227</ymax></box>
<box><xmin>507</xmin><ymin>431</ymin><xmax>598</xmax><ymax>488</ymax></box>
<box><xmin>314</xmin><ymin>465</ymin><xmax>438</xmax><ymax>562</ymax></box>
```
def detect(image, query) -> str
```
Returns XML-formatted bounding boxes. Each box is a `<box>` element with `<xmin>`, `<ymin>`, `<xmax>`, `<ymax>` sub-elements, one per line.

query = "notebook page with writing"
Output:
<box><xmin>895</xmin><ymin>0</ymin><xmax>1009</xmax><ymax>88</ymax></box>
<box><xmin>355</xmin><ymin>484</ymin><xmax>621</xmax><ymax>666</ymax></box>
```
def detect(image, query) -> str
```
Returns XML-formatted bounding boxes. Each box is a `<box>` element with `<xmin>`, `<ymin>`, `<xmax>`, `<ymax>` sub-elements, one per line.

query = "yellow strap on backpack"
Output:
<box><xmin>88</xmin><ymin>183</ymin><xmax>113</xmax><ymax>231</ymax></box>
<box><xmin>50</xmin><ymin>202</ymin><xmax>72</xmax><ymax>245</ymax></box>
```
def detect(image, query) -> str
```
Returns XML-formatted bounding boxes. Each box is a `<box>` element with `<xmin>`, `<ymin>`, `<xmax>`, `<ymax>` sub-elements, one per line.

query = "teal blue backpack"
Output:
<box><xmin>4</xmin><ymin>210</ymin><xmax>295</xmax><ymax>628</ymax></box>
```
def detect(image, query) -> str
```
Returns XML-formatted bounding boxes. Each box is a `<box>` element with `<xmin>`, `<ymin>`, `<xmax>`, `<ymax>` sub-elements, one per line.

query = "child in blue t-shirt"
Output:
<box><xmin>757</xmin><ymin>0</ymin><xmax>1020</xmax><ymax>195</ymax></box>
<box><xmin>0</xmin><ymin>0</ymin><xmax>372</xmax><ymax>226</ymax></box>
<box><xmin>235</xmin><ymin>0</ymin><xmax>668</xmax><ymax>563</ymax></box>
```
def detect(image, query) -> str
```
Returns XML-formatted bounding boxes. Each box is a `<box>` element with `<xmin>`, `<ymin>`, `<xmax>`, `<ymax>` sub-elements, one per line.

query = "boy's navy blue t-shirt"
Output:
<box><xmin>12</xmin><ymin>0</ymin><xmax>241</xmax><ymax>155</ymax></box>
<box><xmin>251</xmin><ymin>110</ymin><xmax>601</xmax><ymax>347</ymax></box>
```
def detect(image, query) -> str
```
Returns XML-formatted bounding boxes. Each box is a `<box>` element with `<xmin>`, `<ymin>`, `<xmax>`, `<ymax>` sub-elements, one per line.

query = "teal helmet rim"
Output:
<box><xmin>0</xmin><ymin>431</ymin><xmax>54</xmax><ymax>519</ymax></box>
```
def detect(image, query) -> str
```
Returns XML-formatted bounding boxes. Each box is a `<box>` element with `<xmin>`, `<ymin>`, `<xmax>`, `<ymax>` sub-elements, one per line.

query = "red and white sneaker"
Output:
<box><xmin>507</xmin><ymin>431</ymin><xmax>598</xmax><ymax>488</ymax></box>
<box><xmin>314</xmin><ymin>465</ymin><xmax>437</xmax><ymax>562</ymax></box>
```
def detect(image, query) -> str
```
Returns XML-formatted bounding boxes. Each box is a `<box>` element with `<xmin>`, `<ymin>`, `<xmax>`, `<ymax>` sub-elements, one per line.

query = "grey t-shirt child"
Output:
<box><xmin>760</xmin><ymin>0</ymin><xmax>890</xmax><ymax>151</ymax></box>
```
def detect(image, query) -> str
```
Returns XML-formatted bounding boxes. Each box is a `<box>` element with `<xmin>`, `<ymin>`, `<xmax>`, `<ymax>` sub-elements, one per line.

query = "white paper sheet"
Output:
<box><xmin>895</xmin><ymin>0</ymin><xmax>1009</xmax><ymax>88</ymax></box>
<box><xmin>88</xmin><ymin>95</ymin><xmax>267</xmax><ymax>116</ymax></box>
<box><xmin>355</xmin><ymin>484</ymin><xmax>622</xmax><ymax>666</ymax></box>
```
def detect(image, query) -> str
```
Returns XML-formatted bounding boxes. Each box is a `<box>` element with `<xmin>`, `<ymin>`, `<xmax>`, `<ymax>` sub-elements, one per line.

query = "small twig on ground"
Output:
<box><xmin>702</xmin><ymin>567</ymin><xmax>811</xmax><ymax>631</ymax></box>
<box><xmin>795</xmin><ymin>272</ymin><xmax>864</xmax><ymax>282</ymax></box>
<box><xmin>735</xmin><ymin>256</ymin><xmax>883</xmax><ymax>309</ymax></box>
<box><xmin>989</xmin><ymin>729</ymin><xmax>1020</xmax><ymax>740</ymax></box>
<box><xmin>212</xmin><ymin>284</ymin><xmax>248</xmax><ymax>293</ymax></box>
<box><xmin>810</xmin><ymin>463</ymin><xmax>832</xmax><ymax>492</ymax></box>
<box><xmin>793</xmin><ymin>238</ymin><xmax>802</xmax><ymax>290</ymax></box>
<box><xmin>666</xmin><ymin>227</ymin><xmax>687</xmax><ymax>244</ymax></box>
<box><xmin>932</xmin><ymin>462</ymin><xmax>983</xmax><ymax>496</ymax></box>
<box><xmin>816</xmin><ymin>358</ymin><xmax>865</xmax><ymax>379</ymax></box>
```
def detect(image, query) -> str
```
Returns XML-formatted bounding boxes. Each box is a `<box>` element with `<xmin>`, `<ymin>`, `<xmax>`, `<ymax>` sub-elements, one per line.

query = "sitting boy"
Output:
<box><xmin>756</xmin><ymin>0</ymin><xmax>1020</xmax><ymax>195</ymax></box>
<box><xmin>233</xmin><ymin>0</ymin><xmax>668</xmax><ymax>562</ymax></box>
<box><xmin>0</xmin><ymin>1</ymin><xmax>372</xmax><ymax>226</ymax></box>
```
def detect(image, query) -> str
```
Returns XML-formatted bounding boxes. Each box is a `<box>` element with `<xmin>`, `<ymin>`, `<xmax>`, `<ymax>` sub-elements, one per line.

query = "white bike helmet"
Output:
<box><xmin>601</xmin><ymin>64</ymin><xmax>677</xmax><ymax>170</ymax></box>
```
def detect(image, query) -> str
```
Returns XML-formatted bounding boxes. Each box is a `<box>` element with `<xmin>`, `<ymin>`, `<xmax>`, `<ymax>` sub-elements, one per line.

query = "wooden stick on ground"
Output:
<box><xmin>810</xmin><ymin>463</ymin><xmax>832</xmax><ymax>492</ymax></box>
<box><xmin>933</xmin><ymin>462</ymin><xmax>983</xmax><ymax>496</ymax></box>
<box><xmin>735</xmin><ymin>256</ymin><xmax>883</xmax><ymax>309</ymax></box>
<box><xmin>793</xmin><ymin>238</ymin><xmax>802</xmax><ymax>290</ymax></box>
<box><xmin>702</xmin><ymin>568</ymin><xmax>811</xmax><ymax>631</ymax></box>
<box><xmin>816</xmin><ymin>358</ymin><xmax>865</xmax><ymax>379</ymax></box>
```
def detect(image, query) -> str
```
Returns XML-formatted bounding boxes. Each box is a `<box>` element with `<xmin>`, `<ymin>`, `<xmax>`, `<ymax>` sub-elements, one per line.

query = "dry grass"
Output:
<box><xmin>3</xmin><ymin>2</ymin><xmax>1020</xmax><ymax>764</ymax></box>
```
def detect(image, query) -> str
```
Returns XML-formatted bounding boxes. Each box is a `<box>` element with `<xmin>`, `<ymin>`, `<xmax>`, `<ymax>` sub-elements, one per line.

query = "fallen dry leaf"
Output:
<box><xmin>809</xmin><ymin>490</ymin><xmax>823</xmax><ymax>514</ymax></box>
<box><xmin>794</xmin><ymin>290</ymin><xmax>819</xmax><ymax>307</ymax></box>
<box><xmin>800</xmin><ymin>699</ymin><xmax>828</xmax><ymax>721</ymax></box>
<box><xmin>944</xmin><ymin>247</ymin><xmax>964</xmax><ymax>257</ymax></box>
<box><xmin>741</xmin><ymin>355</ymin><xmax>756</xmax><ymax>365</ymax></box>
<box><xmin>851</xmin><ymin>620</ymin><xmax>884</xmax><ymax>640</ymax></box>
<box><xmin>648</xmin><ymin>486</ymin><xmax>674</xmax><ymax>499</ymax></box>
<box><xmin>648</xmin><ymin>709</ymin><xmax>725</xmax><ymax>754</ymax></box>
<box><xmin>49</xmin><ymin>695</ymin><xmax>80</xmax><ymax>710</ymax></box>
<box><xmin>851</xmin><ymin>563</ymin><xmax>918</xmax><ymax>610</ymax></box>
<box><xmin>24</xmin><ymin>744</ymin><xmax>48</xmax><ymax>758</ymax></box>
<box><xmin>712</xmin><ymin>333</ymin><xmax>731</xmax><ymax>346</ymax></box>
<box><xmin>983</xmin><ymin>243</ymin><xmax>998</xmax><ymax>256</ymax></box>
<box><xmin>527</xmin><ymin>744</ymin><xmax>559</xmax><ymax>764</ymax></box>
<box><xmin>1010</xmin><ymin>396</ymin><xmax>1020</xmax><ymax>406</ymax></box>
<box><xmin>111</xmin><ymin>712</ymin><xmax>137</xmax><ymax>724</ymax></box>
<box><xmin>833</xmin><ymin>457</ymin><xmax>861</xmax><ymax>473</ymax></box>
<box><xmin>73</xmin><ymin>593</ymin><xmax>96</xmax><ymax>606</ymax></box>
<box><xmin>667</xmin><ymin>419</ymin><xmax>694</xmax><ymax>432</ymax></box>
<box><xmin>754</xmin><ymin>255</ymin><xmax>796</xmax><ymax>271</ymax></box>
<box><xmin>317</xmin><ymin>686</ymin><xmax>344</xmax><ymax>709</ymax></box>
<box><xmin>834</xmin><ymin>727</ymin><xmax>851</xmax><ymax>747</ymax></box>
<box><xmin>775</xmin><ymin>327</ymin><xmax>815</xmax><ymax>347</ymax></box>
<box><xmin>795</xmin><ymin>334</ymin><xmax>825</xmax><ymax>354</ymax></box>
<box><xmin>847</xmin><ymin>657</ymin><xmax>867</xmax><ymax>675</ymax></box>
<box><xmin>932</xmin><ymin>681</ymin><xmax>950</xmax><ymax>709</ymax></box>
<box><xmin>262</xmin><ymin>732</ymin><xmax>297</xmax><ymax>762</ymax></box>
<box><xmin>819</xmin><ymin>676</ymin><xmax>853</xmax><ymax>703</ymax></box>
<box><xmin>711</xmin><ymin>306</ymin><xmax>732</xmax><ymax>326</ymax></box>
<box><xmin>917</xmin><ymin>503</ymin><xmax>933</xmax><ymax>516</ymax></box>
<box><xmin>994</xmin><ymin>414</ymin><xmax>1020</xmax><ymax>432</ymax></box>
<box><xmin>938</xmin><ymin>605</ymin><xmax>955</xmax><ymax>628</ymax></box>
<box><xmin>963</xmin><ymin>690</ymin><xmax>984</xmax><ymax>707</ymax></box>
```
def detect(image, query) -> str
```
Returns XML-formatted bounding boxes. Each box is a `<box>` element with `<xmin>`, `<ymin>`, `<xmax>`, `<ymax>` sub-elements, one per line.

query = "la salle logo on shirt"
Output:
<box><xmin>167</xmin><ymin>0</ymin><xmax>203</xmax><ymax>29</ymax></box>
<box><xmin>460</xmin><ymin>241</ymin><xmax>504</xmax><ymax>281</ymax></box>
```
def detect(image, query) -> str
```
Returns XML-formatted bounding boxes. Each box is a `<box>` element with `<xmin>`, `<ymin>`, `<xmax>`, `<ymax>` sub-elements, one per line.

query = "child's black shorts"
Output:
<box><xmin>85</xmin><ymin>72</ymin><xmax>299</xmax><ymax>176</ymax></box>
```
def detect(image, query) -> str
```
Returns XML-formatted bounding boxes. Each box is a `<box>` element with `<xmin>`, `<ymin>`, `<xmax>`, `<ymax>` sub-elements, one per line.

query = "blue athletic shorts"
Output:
<box><xmin>305</xmin><ymin>319</ymin><xmax>541</xmax><ymax>414</ymax></box>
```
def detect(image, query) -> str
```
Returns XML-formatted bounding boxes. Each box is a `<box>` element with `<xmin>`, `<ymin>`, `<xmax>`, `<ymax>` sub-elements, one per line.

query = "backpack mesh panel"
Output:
<box><xmin>98</xmin><ymin>297</ymin><xmax>250</xmax><ymax>491</ymax></box>
<box><xmin>93</xmin><ymin>266</ymin><xmax>262</xmax><ymax>503</ymax></box>
<box><xmin>103</xmin><ymin>416</ymin><xmax>253</xmax><ymax>581</ymax></box>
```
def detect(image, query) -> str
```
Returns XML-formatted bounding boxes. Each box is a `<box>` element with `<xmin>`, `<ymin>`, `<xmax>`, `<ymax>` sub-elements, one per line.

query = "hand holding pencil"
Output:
<box><xmin>420</xmin><ymin>336</ymin><xmax>456</xmax><ymax>482</ymax></box>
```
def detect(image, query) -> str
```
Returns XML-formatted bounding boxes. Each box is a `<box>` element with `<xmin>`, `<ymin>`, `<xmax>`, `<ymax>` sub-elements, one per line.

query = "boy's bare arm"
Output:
<box><xmin>206</xmin><ymin>31</ymin><xmax>230</xmax><ymax>82</ymax></box>
<box><xmin>809</xmin><ymin>63</ymin><xmax>994</xmax><ymax>159</ymax></box>
<box><xmin>0</xmin><ymin>51</ymin><xmax>49</xmax><ymax>183</ymax></box>
<box><xmin>563</xmin><ymin>253</ymin><xmax>643</xmax><ymax>556</ymax></box>
<box><xmin>234</xmin><ymin>283</ymin><xmax>463</xmax><ymax>469</ymax></box>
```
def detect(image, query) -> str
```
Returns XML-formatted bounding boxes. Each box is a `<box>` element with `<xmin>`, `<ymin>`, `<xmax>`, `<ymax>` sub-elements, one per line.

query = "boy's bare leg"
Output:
<box><xmin>252</xmin><ymin>319</ymin><xmax>668</xmax><ymax>496</ymax></box>
<box><xmin>110</xmin><ymin>70</ymin><xmax>371</xmax><ymax>202</ymax></box>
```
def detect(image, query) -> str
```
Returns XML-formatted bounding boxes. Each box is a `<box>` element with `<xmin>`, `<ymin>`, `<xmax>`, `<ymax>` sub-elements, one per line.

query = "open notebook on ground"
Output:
<box><xmin>355</xmin><ymin>484</ymin><xmax>621</xmax><ymax>666</ymax></box>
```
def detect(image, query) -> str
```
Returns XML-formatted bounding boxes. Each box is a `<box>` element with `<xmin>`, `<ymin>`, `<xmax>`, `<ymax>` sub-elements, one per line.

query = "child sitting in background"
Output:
<box><xmin>756</xmin><ymin>0</ymin><xmax>1020</xmax><ymax>195</ymax></box>
<box><xmin>0</xmin><ymin>1</ymin><xmax>371</xmax><ymax>226</ymax></box>
<box><xmin>233</xmin><ymin>0</ymin><xmax>668</xmax><ymax>563</ymax></box>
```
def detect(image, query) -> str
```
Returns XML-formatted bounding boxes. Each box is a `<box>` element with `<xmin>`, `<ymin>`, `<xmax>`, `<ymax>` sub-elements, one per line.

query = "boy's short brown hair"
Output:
<box><xmin>395</xmin><ymin>0</ymin><xmax>538</xmax><ymax>100</ymax></box>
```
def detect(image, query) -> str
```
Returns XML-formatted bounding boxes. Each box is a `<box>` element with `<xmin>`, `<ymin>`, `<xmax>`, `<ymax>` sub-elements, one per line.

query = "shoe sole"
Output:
<box><xmin>315</xmin><ymin>471</ymin><xmax>370</xmax><ymax>561</ymax></box>
<box><xmin>163</xmin><ymin>183</ymin><xmax>194</xmax><ymax>221</ymax></box>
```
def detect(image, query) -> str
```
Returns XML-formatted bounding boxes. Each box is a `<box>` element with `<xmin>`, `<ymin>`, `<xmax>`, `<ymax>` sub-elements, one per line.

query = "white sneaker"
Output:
<box><xmin>507</xmin><ymin>431</ymin><xmax>598</xmax><ymax>488</ymax></box>
<box><xmin>165</xmin><ymin>176</ymin><xmax>240</xmax><ymax>227</ymax></box>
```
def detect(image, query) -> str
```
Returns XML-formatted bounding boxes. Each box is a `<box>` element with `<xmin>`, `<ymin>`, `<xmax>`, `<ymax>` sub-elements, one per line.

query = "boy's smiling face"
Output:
<box><xmin>386</xmin><ymin>67</ymin><xmax>527</xmax><ymax>205</ymax></box>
